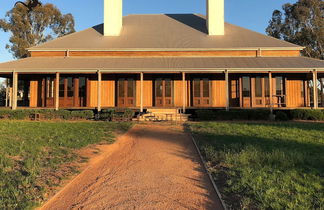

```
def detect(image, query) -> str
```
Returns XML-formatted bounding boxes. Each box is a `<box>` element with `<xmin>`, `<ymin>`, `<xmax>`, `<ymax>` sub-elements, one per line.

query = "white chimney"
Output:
<box><xmin>206</xmin><ymin>0</ymin><xmax>224</xmax><ymax>35</ymax></box>
<box><xmin>104</xmin><ymin>0</ymin><xmax>122</xmax><ymax>36</ymax></box>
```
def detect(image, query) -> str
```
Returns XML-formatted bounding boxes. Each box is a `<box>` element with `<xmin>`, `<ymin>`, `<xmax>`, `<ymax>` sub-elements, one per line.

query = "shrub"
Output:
<box><xmin>100</xmin><ymin>109</ymin><xmax>115</xmax><ymax>121</ymax></box>
<box><xmin>0</xmin><ymin>110</ymin><xmax>30</xmax><ymax>120</ymax></box>
<box><xmin>275</xmin><ymin>111</ymin><xmax>289</xmax><ymax>121</ymax></box>
<box><xmin>112</xmin><ymin>108</ymin><xmax>135</xmax><ymax>121</ymax></box>
<box><xmin>291</xmin><ymin>109</ymin><xmax>324</xmax><ymax>121</ymax></box>
<box><xmin>307</xmin><ymin>110</ymin><xmax>324</xmax><ymax>121</ymax></box>
<box><xmin>195</xmin><ymin>110</ymin><xmax>217</xmax><ymax>121</ymax></box>
<box><xmin>247</xmin><ymin>110</ymin><xmax>270</xmax><ymax>120</ymax></box>
<box><xmin>70</xmin><ymin>110</ymin><xmax>94</xmax><ymax>120</ymax></box>
<box><xmin>0</xmin><ymin>109</ymin><xmax>95</xmax><ymax>121</ymax></box>
<box><xmin>0</xmin><ymin>110</ymin><xmax>11</xmax><ymax>119</ymax></box>
<box><xmin>99</xmin><ymin>108</ymin><xmax>135</xmax><ymax>121</ymax></box>
<box><xmin>10</xmin><ymin>110</ymin><xmax>29</xmax><ymax>120</ymax></box>
<box><xmin>195</xmin><ymin>109</ymin><xmax>270</xmax><ymax>121</ymax></box>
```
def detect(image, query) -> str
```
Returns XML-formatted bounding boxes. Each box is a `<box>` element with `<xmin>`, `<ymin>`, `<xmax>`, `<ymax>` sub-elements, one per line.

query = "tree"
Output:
<box><xmin>0</xmin><ymin>80</ymin><xmax>6</xmax><ymax>106</ymax></box>
<box><xmin>266</xmin><ymin>0</ymin><xmax>324</xmax><ymax>60</ymax></box>
<box><xmin>0</xmin><ymin>0</ymin><xmax>75</xmax><ymax>59</ymax></box>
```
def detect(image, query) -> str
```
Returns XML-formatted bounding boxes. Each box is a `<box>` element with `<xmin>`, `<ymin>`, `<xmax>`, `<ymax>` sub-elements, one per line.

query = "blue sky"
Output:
<box><xmin>0</xmin><ymin>0</ymin><xmax>296</xmax><ymax>63</ymax></box>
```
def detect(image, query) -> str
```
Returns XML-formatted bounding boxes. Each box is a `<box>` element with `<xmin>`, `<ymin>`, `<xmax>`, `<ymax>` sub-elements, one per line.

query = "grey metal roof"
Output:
<box><xmin>0</xmin><ymin>56</ymin><xmax>323</xmax><ymax>73</ymax></box>
<box><xmin>28</xmin><ymin>14</ymin><xmax>302</xmax><ymax>51</ymax></box>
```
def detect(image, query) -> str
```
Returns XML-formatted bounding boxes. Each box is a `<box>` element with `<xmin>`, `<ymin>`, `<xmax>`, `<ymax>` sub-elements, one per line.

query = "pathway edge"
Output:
<box><xmin>189</xmin><ymin>132</ymin><xmax>228</xmax><ymax>210</ymax></box>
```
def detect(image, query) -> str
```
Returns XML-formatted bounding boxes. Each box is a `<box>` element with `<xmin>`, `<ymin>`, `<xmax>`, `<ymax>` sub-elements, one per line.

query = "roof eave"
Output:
<box><xmin>27</xmin><ymin>47</ymin><xmax>305</xmax><ymax>52</ymax></box>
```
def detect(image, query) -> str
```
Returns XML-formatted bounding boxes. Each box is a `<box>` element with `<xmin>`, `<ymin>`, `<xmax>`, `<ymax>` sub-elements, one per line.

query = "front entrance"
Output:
<box><xmin>117</xmin><ymin>78</ymin><xmax>136</xmax><ymax>107</ymax></box>
<box><xmin>193</xmin><ymin>78</ymin><xmax>210</xmax><ymax>107</ymax></box>
<box><xmin>253</xmin><ymin>76</ymin><xmax>270</xmax><ymax>107</ymax></box>
<box><xmin>242</xmin><ymin>76</ymin><xmax>251</xmax><ymax>107</ymax></box>
<box><xmin>155</xmin><ymin>78</ymin><xmax>173</xmax><ymax>107</ymax></box>
<box><xmin>44</xmin><ymin>77</ymin><xmax>55</xmax><ymax>107</ymax></box>
<box><xmin>59</xmin><ymin>76</ymin><xmax>87</xmax><ymax>108</ymax></box>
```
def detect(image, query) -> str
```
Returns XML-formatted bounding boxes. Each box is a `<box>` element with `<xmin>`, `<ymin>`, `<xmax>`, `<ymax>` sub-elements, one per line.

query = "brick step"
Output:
<box><xmin>139</xmin><ymin>113</ymin><xmax>190</xmax><ymax>122</ymax></box>
<box><xmin>146</xmin><ymin>108</ymin><xmax>180</xmax><ymax>114</ymax></box>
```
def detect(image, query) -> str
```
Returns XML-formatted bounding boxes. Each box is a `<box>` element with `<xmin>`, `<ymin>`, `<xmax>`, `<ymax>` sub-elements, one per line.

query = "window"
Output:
<box><xmin>301</xmin><ymin>80</ymin><xmax>306</xmax><ymax>98</ymax></box>
<box><xmin>46</xmin><ymin>77</ymin><xmax>54</xmax><ymax>98</ymax></box>
<box><xmin>127</xmin><ymin>79</ymin><xmax>134</xmax><ymax>97</ymax></box>
<box><xmin>264</xmin><ymin>77</ymin><xmax>270</xmax><ymax>97</ymax></box>
<box><xmin>156</xmin><ymin>79</ymin><xmax>162</xmax><ymax>97</ymax></box>
<box><xmin>193</xmin><ymin>79</ymin><xmax>200</xmax><ymax>97</ymax></box>
<box><xmin>203</xmin><ymin>79</ymin><xmax>209</xmax><ymax>97</ymax></box>
<box><xmin>165</xmin><ymin>79</ymin><xmax>172</xmax><ymax>97</ymax></box>
<box><xmin>276</xmin><ymin>77</ymin><xmax>284</xmax><ymax>95</ymax></box>
<box><xmin>79</xmin><ymin>77</ymin><xmax>86</xmax><ymax>98</ymax></box>
<box><xmin>242</xmin><ymin>77</ymin><xmax>250</xmax><ymax>97</ymax></box>
<box><xmin>255</xmin><ymin>77</ymin><xmax>262</xmax><ymax>97</ymax></box>
<box><xmin>118</xmin><ymin>79</ymin><xmax>125</xmax><ymax>97</ymax></box>
<box><xmin>67</xmin><ymin>77</ymin><xmax>74</xmax><ymax>97</ymax></box>
<box><xmin>59</xmin><ymin>78</ymin><xmax>65</xmax><ymax>97</ymax></box>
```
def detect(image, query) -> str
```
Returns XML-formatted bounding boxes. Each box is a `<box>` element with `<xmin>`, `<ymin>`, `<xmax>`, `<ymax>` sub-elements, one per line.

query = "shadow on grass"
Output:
<box><xmin>244</xmin><ymin>120</ymin><xmax>324</xmax><ymax>132</ymax></box>
<box><xmin>187</xmin><ymin>121</ymin><xmax>324</xmax><ymax>209</ymax></box>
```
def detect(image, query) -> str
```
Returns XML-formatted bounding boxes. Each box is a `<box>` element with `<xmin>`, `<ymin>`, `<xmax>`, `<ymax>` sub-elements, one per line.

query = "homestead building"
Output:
<box><xmin>0</xmin><ymin>0</ymin><xmax>324</xmax><ymax>115</ymax></box>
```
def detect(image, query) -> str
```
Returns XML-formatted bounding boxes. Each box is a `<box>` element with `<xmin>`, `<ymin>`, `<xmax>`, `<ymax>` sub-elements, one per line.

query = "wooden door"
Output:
<box><xmin>242</xmin><ymin>76</ymin><xmax>251</xmax><ymax>107</ymax></box>
<box><xmin>155</xmin><ymin>78</ymin><xmax>173</xmax><ymax>107</ymax></box>
<box><xmin>45</xmin><ymin>77</ymin><xmax>55</xmax><ymax>107</ymax></box>
<box><xmin>193</xmin><ymin>78</ymin><xmax>210</xmax><ymax>107</ymax></box>
<box><xmin>253</xmin><ymin>77</ymin><xmax>270</xmax><ymax>107</ymax></box>
<box><xmin>118</xmin><ymin>78</ymin><xmax>135</xmax><ymax>107</ymax></box>
<box><xmin>286</xmin><ymin>79</ymin><xmax>304</xmax><ymax>107</ymax></box>
<box><xmin>230</xmin><ymin>78</ymin><xmax>240</xmax><ymax>107</ymax></box>
<box><xmin>59</xmin><ymin>77</ymin><xmax>74</xmax><ymax>107</ymax></box>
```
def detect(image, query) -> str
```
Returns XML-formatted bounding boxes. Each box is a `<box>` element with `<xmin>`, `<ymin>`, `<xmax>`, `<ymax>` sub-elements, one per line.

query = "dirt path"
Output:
<box><xmin>41</xmin><ymin>124</ymin><xmax>223</xmax><ymax>210</ymax></box>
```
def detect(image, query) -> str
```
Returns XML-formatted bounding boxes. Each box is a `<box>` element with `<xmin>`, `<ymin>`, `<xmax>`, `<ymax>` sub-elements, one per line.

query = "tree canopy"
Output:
<box><xmin>0</xmin><ymin>0</ymin><xmax>75</xmax><ymax>59</ymax></box>
<box><xmin>266</xmin><ymin>0</ymin><xmax>324</xmax><ymax>60</ymax></box>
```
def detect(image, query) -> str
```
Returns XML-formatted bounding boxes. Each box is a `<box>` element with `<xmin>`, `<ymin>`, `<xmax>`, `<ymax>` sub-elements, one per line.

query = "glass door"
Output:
<box><xmin>155</xmin><ymin>78</ymin><xmax>173</xmax><ymax>107</ymax></box>
<box><xmin>193</xmin><ymin>78</ymin><xmax>210</xmax><ymax>107</ymax></box>
<box><xmin>242</xmin><ymin>76</ymin><xmax>251</xmax><ymax>107</ymax></box>
<box><xmin>117</xmin><ymin>78</ymin><xmax>135</xmax><ymax>107</ymax></box>
<box><xmin>45</xmin><ymin>77</ymin><xmax>55</xmax><ymax>107</ymax></box>
<box><xmin>59</xmin><ymin>77</ymin><xmax>74</xmax><ymax>107</ymax></box>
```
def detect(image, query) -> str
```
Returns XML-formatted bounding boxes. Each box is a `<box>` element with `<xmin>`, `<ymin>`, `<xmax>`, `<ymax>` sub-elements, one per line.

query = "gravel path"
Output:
<box><xmin>41</xmin><ymin>124</ymin><xmax>223</xmax><ymax>210</ymax></box>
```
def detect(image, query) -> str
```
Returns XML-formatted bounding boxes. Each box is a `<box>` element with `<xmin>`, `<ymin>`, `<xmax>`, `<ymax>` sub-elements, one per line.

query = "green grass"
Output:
<box><xmin>189</xmin><ymin>121</ymin><xmax>324</xmax><ymax>209</ymax></box>
<box><xmin>0</xmin><ymin>121</ymin><xmax>132</xmax><ymax>210</ymax></box>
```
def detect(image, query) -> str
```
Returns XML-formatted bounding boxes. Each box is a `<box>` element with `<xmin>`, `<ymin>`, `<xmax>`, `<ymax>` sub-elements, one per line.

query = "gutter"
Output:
<box><xmin>27</xmin><ymin>47</ymin><xmax>305</xmax><ymax>52</ymax></box>
<box><xmin>1</xmin><ymin>68</ymin><xmax>323</xmax><ymax>73</ymax></box>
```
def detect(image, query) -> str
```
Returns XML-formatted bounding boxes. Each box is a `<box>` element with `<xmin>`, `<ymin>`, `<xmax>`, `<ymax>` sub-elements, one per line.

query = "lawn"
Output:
<box><xmin>0</xmin><ymin>121</ymin><xmax>132</xmax><ymax>209</ymax></box>
<box><xmin>189</xmin><ymin>121</ymin><xmax>324</xmax><ymax>209</ymax></box>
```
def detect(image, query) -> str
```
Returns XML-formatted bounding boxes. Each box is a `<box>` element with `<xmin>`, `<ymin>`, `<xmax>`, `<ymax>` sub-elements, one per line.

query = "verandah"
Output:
<box><xmin>1</xmin><ymin>71</ymin><xmax>324</xmax><ymax>111</ymax></box>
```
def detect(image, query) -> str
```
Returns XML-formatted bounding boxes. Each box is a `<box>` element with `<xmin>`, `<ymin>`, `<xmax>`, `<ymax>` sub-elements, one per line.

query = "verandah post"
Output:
<box><xmin>313</xmin><ymin>69</ymin><xmax>318</xmax><ymax>109</ymax></box>
<box><xmin>182</xmin><ymin>72</ymin><xmax>186</xmax><ymax>113</ymax></box>
<box><xmin>225</xmin><ymin>70</ymin><xmax>229</xmax><ymax>111</ymax></box>
<box><xmin>55</xmin><ymin>72</ymin><xmax>60</xmax><ymax>111</ymax></box>
<box><xmin>140</xmin><ymin>72</ymin><xmax>144</xmax><ymax>113</ymax></box>
<box><xmin>97</xmin><ymin>70</ymin><xmax>102</xmax><ymax>112</ymax></box>
<box><xmin>12</xmin><ymin>71</ymin><xmax>18</xmax><ymax>110</ymax></box>
<box><xmin>269</xmin><ymin>71</ymin><xmax>273</xmax><ymax>114</ymax></box>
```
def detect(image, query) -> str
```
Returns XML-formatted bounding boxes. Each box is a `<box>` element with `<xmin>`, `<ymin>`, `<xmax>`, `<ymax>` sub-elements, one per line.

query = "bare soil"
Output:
<box><xmin>40</xmin><ymin>124</ymin><xmax>223</xmax><ymax>210</ymax></box>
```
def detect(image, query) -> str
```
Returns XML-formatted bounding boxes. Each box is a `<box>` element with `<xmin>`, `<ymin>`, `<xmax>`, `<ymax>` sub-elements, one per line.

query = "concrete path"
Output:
<box><xmin>41</xmin><ymin>124</ymin><xmax>223</xmax><ymax>210</ymax></box>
